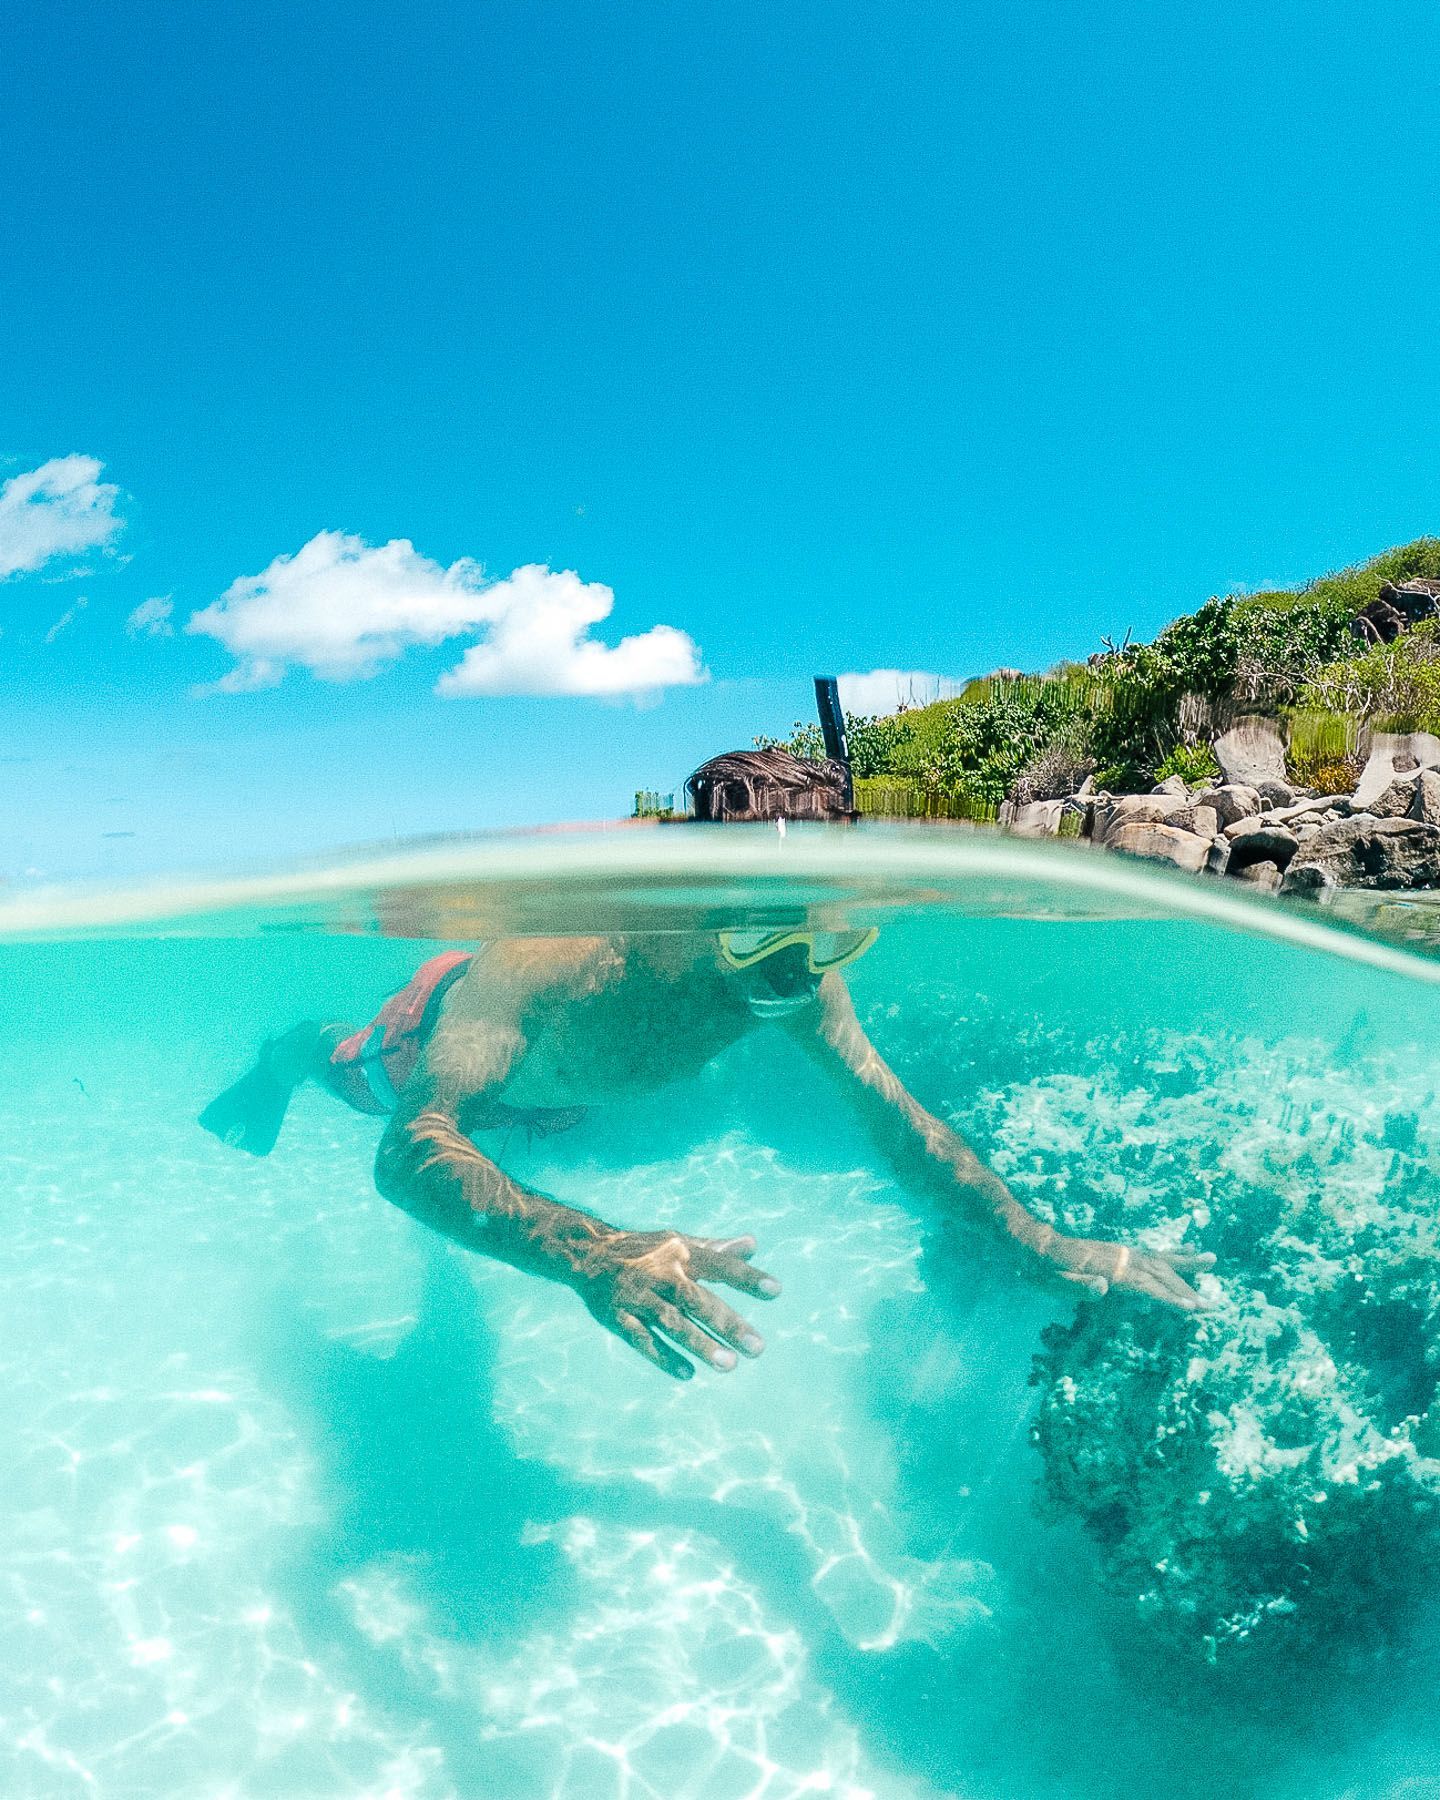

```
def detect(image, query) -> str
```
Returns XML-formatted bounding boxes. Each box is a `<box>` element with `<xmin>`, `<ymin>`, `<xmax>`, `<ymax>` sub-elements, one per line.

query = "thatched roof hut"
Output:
<box><xmin>685</xmin><ymin>749</ymin><xmax>854</xmax><ymax>822</ymax></box>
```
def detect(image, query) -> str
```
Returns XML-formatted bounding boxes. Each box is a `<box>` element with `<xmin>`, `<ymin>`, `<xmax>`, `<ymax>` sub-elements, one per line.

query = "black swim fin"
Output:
<box><xmin>198</xmin><ymin>1055</ymin><xmax>293</xmax><ymax>1156</ymax></box>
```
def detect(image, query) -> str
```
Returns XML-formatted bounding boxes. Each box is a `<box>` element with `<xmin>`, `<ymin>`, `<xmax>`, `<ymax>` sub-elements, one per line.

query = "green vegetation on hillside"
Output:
<box><xmin>757</xmin><ymin>539</ymin><xmax>1440</xmax><ymax>811</ymax></box>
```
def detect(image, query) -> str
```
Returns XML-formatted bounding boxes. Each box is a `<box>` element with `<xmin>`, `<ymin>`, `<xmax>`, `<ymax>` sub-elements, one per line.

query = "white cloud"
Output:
<box><xmin>187</xmin><ymin>530</ymin><xmax>705</xmax><ymax>699</ymax></box>
<box><xmin>0</xmin><ymin>456</ymin><xmax>123</xmax><ymax>579</ymax></box>
<box><xmin>126</xmin><ymin>594</ymin><xmax>174</xmax><ymax>636</ymax></box>
<box><xmin>44</xmin><ymin>596</ymin><xmax>88</xmax><ymax>643</ymax></box>
<box><xmin>435</xmin><ymin>564</ymin><xmax>703</xmax><ymax>698</ymax></box>
<box><xmin>837</xmin><ymin>669</ymin><xmax>969</xmax><ymax>715</ymax></box>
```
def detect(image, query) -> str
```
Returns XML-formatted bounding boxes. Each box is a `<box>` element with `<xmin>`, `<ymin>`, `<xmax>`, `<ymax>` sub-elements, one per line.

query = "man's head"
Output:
<box><xmin>715</xmin><ymin>920</ymin><xmax>878</xmax><ymax>1014</ymax></box>
<box><xmin>685</xmin><ymin>749</ymin><xmax>854</xmax><ymax>823</ymax></box>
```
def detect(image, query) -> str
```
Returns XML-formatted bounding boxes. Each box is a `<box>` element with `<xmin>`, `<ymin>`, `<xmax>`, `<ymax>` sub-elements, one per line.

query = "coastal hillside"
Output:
<box><xmin>759</xmin><ymin>539</ymin><xmax>1440</xmax><ymax>819</ymax></box>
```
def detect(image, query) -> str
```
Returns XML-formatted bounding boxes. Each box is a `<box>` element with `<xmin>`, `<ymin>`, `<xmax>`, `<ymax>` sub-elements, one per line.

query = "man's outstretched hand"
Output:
<box><xmin>1042</xmin><ymin>1233</ymin><xmax>1217</xmax><ymax>1312</ymax></box>
<box><xmin>569</xmin><ymin>1229</ymin><xmax>782</xmax><ymax>1379</ymax></box>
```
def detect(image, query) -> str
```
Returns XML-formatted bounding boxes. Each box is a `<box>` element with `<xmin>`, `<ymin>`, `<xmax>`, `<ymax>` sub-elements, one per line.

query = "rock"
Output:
<box><xmin>1206</xmin><ymin>836</ymin><xmax>1231</xmax><ymax>876</ymax></box>
<box><xmin>1280</xmin><ymin>816</ymin><xmax>1440</xmax><ymax>893</ymax></box>
<box><xmin>1351</xmin><ymin>578</ymin><xmax>1440</xmax><ymax>645</ymax></box>
<box><xmin>1367</xmin><ymin>774</ymin><xmax>1420</xmax><ymax>819</ymax></box>
<box><xmin>1412</xmin><ymin>770</ymin><xmax>1440</xmax><ymax>826</ymax></box>
<box><xmin>1207</xmin><ymin>784</ymin><xmax>1263</xmax><ymax>828</ymax></box>
<box><xmin>1271</xmin><ymin>794</ymin><xmax>1347</xmax><ymax>825</ymax></box>
<box><xmin>1168</xmin><ymin>804</ymin><xmax>1219</xmax><ymax>840</ymax></box>
<box><xmin>1256</xmin><ymin>779</ymin><xmax>1296</xmax><ymax>810</ymax></box>
<box><xmin>1236</xmin><ymin>860</ymin><xmax>1282</xmax><ymax>892</ymax></box>
<box><xmin>1106</xmin><ymin>822</ymin><xmax>1211</xmax><ymax>874</ymax></box>
<box><xmin>1151</xmin><ymin>775</ymin><xmax>1190</xmax><ymax>797</ymax></box>
<box><xmin>1005</xmin><ymin>798</ymin><xmax>1068</xmax><ymax>836</ymax></box>
<box><xmin>1213</xmin><ymin>717</ymin><xmax>1287</xmax><ymax>789</ymax></box>
<box><xmin>1351</xmin><ymin>732</ymin><xmax>1440</xmax><ymax>811</ymax></box>
<box><xmin>1091</xmin><ymin>793</ymin><xmax>1188</xmax><ymax>846</ymax></box>
<box><xmin>1226</xmin><ymin>823</ymin><xmax>1300</xmax><ymax>871</ymax></box>
<box><xmin>1281</xmin><ymin>862</ymin><xmax>1338</xmax><ymax>901</ymax></box>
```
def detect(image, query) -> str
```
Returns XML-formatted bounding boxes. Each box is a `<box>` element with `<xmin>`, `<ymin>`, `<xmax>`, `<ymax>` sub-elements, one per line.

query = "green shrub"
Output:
<box><xmin>1299</xmin><ymin>622</ymin><xmax>1440</xmax><ymax>735</ymax></box>
<box><xmin>1154</xmin><ymin>742</ymin><xmax>1220</xmax><ymax>785</ymax></box>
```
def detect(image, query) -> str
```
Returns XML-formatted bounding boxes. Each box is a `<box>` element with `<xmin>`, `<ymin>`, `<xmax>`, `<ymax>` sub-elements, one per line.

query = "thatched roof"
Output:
<box><xmin>686</xmin><ymin>749</ymin><xmax>853</xmax><ymax>822</ymax></box>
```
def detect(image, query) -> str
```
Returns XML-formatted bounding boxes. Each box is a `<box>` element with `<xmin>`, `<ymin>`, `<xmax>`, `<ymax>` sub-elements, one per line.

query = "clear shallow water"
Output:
<box><xmin>8</xmin><ymin>828</ymin><xmax>1440</xmax><ymax>1798</ymax></box>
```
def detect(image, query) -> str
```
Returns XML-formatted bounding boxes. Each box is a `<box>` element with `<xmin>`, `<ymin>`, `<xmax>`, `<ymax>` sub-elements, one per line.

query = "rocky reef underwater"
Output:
<box><xmin>883</xmin><ymin>968</ymin><xmax>1440</xmax><ymax>1693</ymax></box>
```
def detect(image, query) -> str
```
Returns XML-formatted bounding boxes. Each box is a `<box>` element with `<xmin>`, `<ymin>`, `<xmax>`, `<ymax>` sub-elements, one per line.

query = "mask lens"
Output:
<box><xmin>806</xmin><ymin>928</ymin><xmax>879</xmax><ymax>972</ymax></box>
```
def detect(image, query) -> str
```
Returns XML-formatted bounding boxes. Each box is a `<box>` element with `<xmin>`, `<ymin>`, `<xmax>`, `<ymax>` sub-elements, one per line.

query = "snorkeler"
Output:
<box><xmin>203</xmin><ymin>750</ymin><xmax>1211</xmax><ymax>1378</ymax></box>
<box><xmin>200</xmin><ymin>913</ymin><xmax>1212</xmax><ymax>1380</ymax></box>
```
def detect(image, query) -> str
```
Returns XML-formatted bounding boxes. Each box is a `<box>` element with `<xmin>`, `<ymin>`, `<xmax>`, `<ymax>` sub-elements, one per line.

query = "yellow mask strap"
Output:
<box><xmin>718</xmin><ymin>927</ymin><xmax>878</xmax><ymax>975</ymax></box>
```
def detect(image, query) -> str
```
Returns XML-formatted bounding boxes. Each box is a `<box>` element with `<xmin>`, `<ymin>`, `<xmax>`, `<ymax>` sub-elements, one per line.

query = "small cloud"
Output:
<box><xmin>435</xmin><ymin>565</ymin><xmax>704</xmax><ymax>698</ymax></box>
<box><xmin>0</xmin><ymin>456</ymin><xmax>124</xmax><ymax>580</ymax></box>
<box><xmin>194</xmin><ymin>657</ymin><xmax>283</xmax><ymax>697</ymax></box>
<box><xmin>837</xmin><ymin>669</ymin><xmax>968</xmax><ymax>715</ymax></box>
<box><xmin>44</xmin><ymin>595</ymin><xmax>88</xmax><ymax>643</ymax></box>
<box><xmin>188</xmin><ymin>530</ymin><xmax>705</xmax><ymax>700</ymax></box>
<box><xmin>126</xmin><ymin>595</ymin><xmax>174</xmax><ymax>637</ymax></box>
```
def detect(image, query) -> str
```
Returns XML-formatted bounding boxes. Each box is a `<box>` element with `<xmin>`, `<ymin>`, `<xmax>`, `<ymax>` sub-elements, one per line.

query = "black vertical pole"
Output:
<box><xmin>813</xmin><ymin>676</ymin><xmax>854</xmax><ymax>812</ymax></box>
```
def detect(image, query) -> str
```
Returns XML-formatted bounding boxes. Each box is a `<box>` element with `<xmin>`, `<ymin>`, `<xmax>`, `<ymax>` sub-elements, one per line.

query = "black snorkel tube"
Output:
<box><xmin>813</xmin><ymin>676</ymin><xmax>856</xmax><ymax>817</ymax></box>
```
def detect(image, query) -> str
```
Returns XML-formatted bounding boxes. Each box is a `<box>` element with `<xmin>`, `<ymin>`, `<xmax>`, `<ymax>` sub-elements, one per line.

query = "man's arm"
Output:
<box><xmin>374</xmin><ymin>941</ymin><xmax>779</xmax><ymax>1380</ymax></box>
<box><xmin>788</xmin><ymin>973</ymin><xmax>1212</xmax><ymax>1311</ymax></box>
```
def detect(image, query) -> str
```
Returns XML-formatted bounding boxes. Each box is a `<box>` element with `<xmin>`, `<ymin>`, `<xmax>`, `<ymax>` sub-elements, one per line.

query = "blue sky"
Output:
<box><xmin>3</xmin><ymin>1</ymin><xmax>1439</xmax><ymax>878</ymax></box>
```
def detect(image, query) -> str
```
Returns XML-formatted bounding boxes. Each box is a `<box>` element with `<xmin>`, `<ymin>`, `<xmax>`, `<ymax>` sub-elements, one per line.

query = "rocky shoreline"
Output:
<box><xmin>1002</xmin><ymin>716</ymin><xmax>1440</xmax><ymax>899</ymax></box>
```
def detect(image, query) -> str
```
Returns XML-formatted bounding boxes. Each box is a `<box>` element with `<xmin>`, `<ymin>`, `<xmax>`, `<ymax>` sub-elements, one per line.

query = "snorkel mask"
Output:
<box><xmin>718</xmin><ymin>926</ymin><xmax>878</xmax><ymax>976</ymax></box>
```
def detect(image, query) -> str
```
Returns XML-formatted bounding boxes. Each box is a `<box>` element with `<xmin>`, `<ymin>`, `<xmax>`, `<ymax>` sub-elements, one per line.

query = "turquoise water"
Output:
<box><xmin>8</xmin><ymin>828</ymin><xmax>1440</xmax><ymax>1799</ymax></box>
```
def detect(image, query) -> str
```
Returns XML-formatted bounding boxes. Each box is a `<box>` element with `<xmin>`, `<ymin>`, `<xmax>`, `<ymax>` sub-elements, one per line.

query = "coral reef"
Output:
<box><xmin>1000</xmin><ymin>1040</ymin><xmax>1440</xmax><ymax>1672</ymax></box>
<box><xmin>879</xmin><ymin>982</ymin><xmax>1440</xmax><ymax>1680</ymax></box>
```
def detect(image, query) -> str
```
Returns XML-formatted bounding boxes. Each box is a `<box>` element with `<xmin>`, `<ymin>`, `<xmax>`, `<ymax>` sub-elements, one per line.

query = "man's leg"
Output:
<box><xmin>199</xmin><ymin>1021</ymin><xmax>349</xmax><ymax>1156</ymax></box>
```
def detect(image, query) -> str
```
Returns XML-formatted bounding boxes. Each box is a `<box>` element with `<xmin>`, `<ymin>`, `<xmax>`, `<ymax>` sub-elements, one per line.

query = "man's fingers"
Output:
<box><xmin>697</xmin><ymin>1234</ymin><xmax>758</xmax><ymax>1261</ymax></box>
<box><xmin>1136</xmin><ymin>1255</ymin><xmax>1216</xmax><ymax>1312</ymax></box>
<box><xmin>668</xmin><ymin>1279</ymin><xmax>766</xmax><ymax>1358</ymax></box>
<box><xmin>689</xmin><ymin>1243</ymin><xmax>782</xmax><ymax>1300</ymax></box>
<box><xmin>652</xmin><ymin>1300</ymin><xmax>740</xmax><ymax>1372</ymax></box>
<box><xmin>611</xmin><ymin>1308</ymin><xmax>694</xmax><ymax>1381</ymax></box>
<box><xmin>1167</xmin><ymin>1251</ymin><xmax>1217</xmax><ymax>1271</ymax></box>
<box><xmin>1062</xmin><ymin>1270</ymin><xmax>1109</xmax><ymax>1297</ymax></box>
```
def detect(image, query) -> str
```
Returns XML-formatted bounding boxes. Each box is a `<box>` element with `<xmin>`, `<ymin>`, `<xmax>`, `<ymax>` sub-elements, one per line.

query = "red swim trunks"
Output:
<box><xmin>327</xmin><ymin>950</ymin><xmax>473</xmax><ymax>1115</ymax></box>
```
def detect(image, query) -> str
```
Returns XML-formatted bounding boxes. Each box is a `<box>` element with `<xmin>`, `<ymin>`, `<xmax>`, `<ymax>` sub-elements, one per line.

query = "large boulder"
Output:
<box><xmin>1271</xmin><ymin>794</ymin><xmax>1349</xmax><ymax>826</ymax></box>
<box><xmin>1207</xmin><ymin>784</ymin><xmax>1263</xmax><ymax>829</ymax></box>
<box><xmin>1091</xmin><ymin>792</ymin><xmax>1188</xmax><ymax>846</ymax></box>
<box><xmin>1168</xmin><ymin>803</ymin><xmax>1219</xmax><ymax>840</ymax></box>
<box><xmin>1412</xmin><ymin>770</ymin><xmax>1440</xmax><ymax>826</ymax></box>
<box><xmin>1106</xmin><ymin>822</ymin><xmax>1211</xmax><ymax>874</ymax></box>
<box><xmin>1256</xmin><ymin>779</ymin><xmax>1296</xmax><ymax>810</ymax></box>
<box><xmin>1003</xmin><ymin>798</ymin><xmax>1068</xmax><ymax>836</ymax></box>
<box><xmin>1351</xmin><ymin>577</ymin><xmax>1440</xmax><ymax>644</ymax></box>
<box><xmin>1367</xmin><ymin>774</ymin><xmax>1421</xmax><ymax>819</ymax></box>
<box><xmin>1235</xmin><ymin>860</ymin><xmax>1282</xmax><ymax>892</ymax></box>
<box><xmin>1212</xmin><ymin>717</ymin><xmax>1287</xmax><ymax>789</ymax></box>
<box><xmin>1351</xmin><ymin>731</ymin><xmax>1440</xmax><ymax>811</ymax></box>
<box><xmin>1280</xmin><ymin>815</ymin><xmax>1440</xmax><ymax>893</ymax></box>
<box><xmin>1225</xmin><ymin>821</ymin><xmax>1300</xmax><ymax>872</ymax></box>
